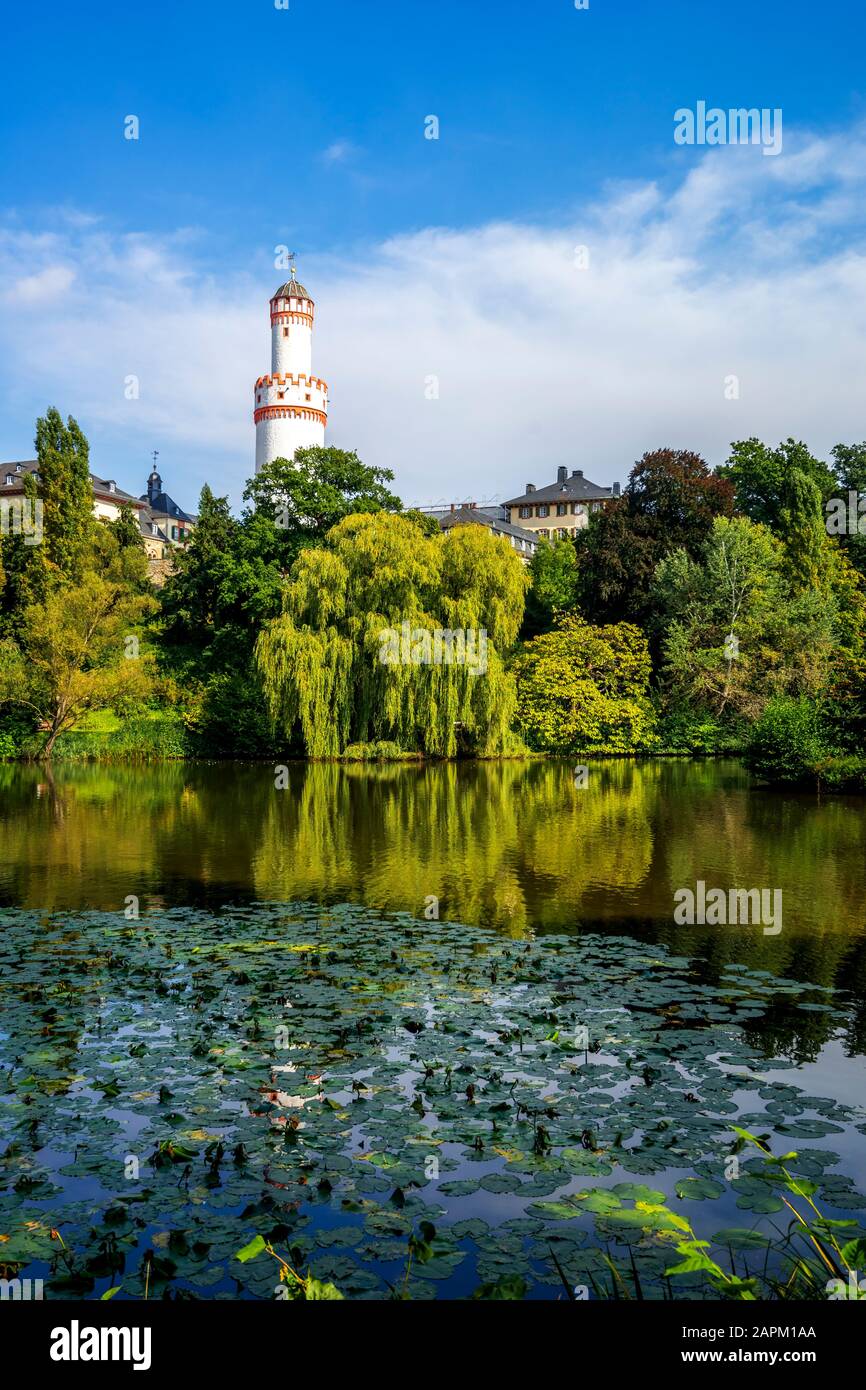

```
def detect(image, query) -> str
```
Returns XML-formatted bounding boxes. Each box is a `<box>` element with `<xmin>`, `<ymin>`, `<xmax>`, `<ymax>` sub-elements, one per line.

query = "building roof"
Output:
<box><xmin>505</xmin><ymin>470</ymin><xmax>615</xmax><ymax>507</ymax></box>
<box><xmin>272</xmin><ymin>279</ymin><xmax>312</xmax><ymax>301</ymax></box>
<box><xmin>2</xmin><ymin>460</ymin><xmax>144</xmax><ymax>508</ymax></box>
<box><xmin>438</xmin><ymin>506</ymin><xmax>539</xmax><ymax>547</ymax></box>
<box><xmin>140</xmin><ymin>489</ymin><xmax>196</xmax><ymax>524</ymax></box>
<box><xmin>138</xmin><ymin>505</ymin><xmax>169</xmax><ymax>543</ymax></box>
<box><xmin>421</xmin><ymin>503</ymin><xmax>508</xmax><ymax>524</ymax></box>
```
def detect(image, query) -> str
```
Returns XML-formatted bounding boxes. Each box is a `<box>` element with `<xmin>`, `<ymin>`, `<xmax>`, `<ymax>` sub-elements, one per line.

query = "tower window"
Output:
<box><xmin>283</xmin><ymin>327</ymin><xmax>288</xmax><ymax>337</ymax></box>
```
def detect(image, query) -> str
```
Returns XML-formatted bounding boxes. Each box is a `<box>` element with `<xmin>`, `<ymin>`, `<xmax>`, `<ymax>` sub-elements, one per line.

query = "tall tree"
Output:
<box><xmin>0</xmin><ymin>530</ymin><xmax>156</xmax><ymax>758</ymax></box>
<box><xmin>576</xmin><ymin>448</ymin><xmax>733</xmax><ymax>626</ymax></box>
<box><xmin>243</xmin><ymin>446</ymin><xmax>402</xmax><ymax>569</ymax></box>
<box><xmin>523</xmin><ymin>536</ymin><xmax>580</xmax><ymax>638</ymax></box>
<box><xmin>652</xmin><ymin>516</ymin><xmax>839</xmax><ymax>720</ymax></box>
<box><xmin>256</xmin><ymin>513</ymin><xmax>526</xmax><ymax>757</ymax></box>
<box><xmin>718</xmin><ymin>438</ymin><xmax>838</xmax><ymax>532</ymax></box>
<box><xmin>34</xmin><ymin>408</ymin><xmax>95</xmax><ymax>580</ymax></box>
<box><xmin>829</xmin><ymin>442</ymin><xmax>866</xmax><ymax>580</ymax></box>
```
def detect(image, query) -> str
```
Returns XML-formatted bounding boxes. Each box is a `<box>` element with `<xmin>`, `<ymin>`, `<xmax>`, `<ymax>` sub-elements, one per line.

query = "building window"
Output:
<box><xmin>558</xmin><ymin>528</ymin><xmax>568</xmax><ymax>540</ymax></box>
<box><xmin>283</xmin><ymin>327</ymin><xmax>289</xmax><ymax>337</ymax></box>
<box><xmin>539</xmin><ymin>528</ymin><xmax>550</xmax><ymax>538</ymax></box>
<box><xmin>519</xmin><ymin>505</ymin><xmax>532</xmax><ymax>519</ymax></box>
<box><xmin>171</xmin><ymin>525</ymin><xmax>178</xmax><ymax>540</ymax></box>
<box><xmin>557</xmin><ymin>503</ymin><xmax>567</xmax><ymax>516</ymax></box>
<box><xmin>537</xmin><ymin>504</ymin><xmax>549</xmax><ymax>518</ymax></box>
<box><xmin>5</xmin><ymin>475</ymin><xmax>13</xmax><ymax>485</ymax></box>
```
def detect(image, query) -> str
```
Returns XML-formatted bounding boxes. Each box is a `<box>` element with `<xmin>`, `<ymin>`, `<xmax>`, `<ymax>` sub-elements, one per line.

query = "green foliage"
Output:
<box><xmin>653</xmin><ymin>516</ymin><xmax>841</xmax><ymax>720</ymax></box>
<box><xmin>110</xmin><ymin>500</ymin><xmax>146</xmax><ymax>553</ymax></box>
<box><xmin>340</xmin><ymin>740</ymin><xmax>417</xmax><ymax>761</ymax></box>
<box><xmin>719</xmin><ymin>437</ymin><xmax>838</xmax><ymax>532</ymax></box>
<box><xmin>743</xmin><ymin>697</ymin><xmax>829</xmax><ymax>785</ymax></box>
<box><xmin>779</xmin><ymin>468</ymin><xmax>833</xmax><ymax>592</ymax></box>
<box><xmin>243</xmin><ymin>445</ymin><xmax>402</xmax><ymax>570</ymax></box>
<box><xmin>744</xmin><ymin>695</ymin><xmax>866</xmax><ymax>792</ymax></box>
<box><xmin>256</xmin><ymin>513</ymin><xmax>527</xmax><ymax>757</ymax></box>
<box><xmin>34</xmin><ymin>408</ymin><xmax>95</xmax><ymax>581</ymax></box>
<box><xmin>523</xmin><ymin>536</ymin><xmax>579</xmax><ymax>637</ymax></box>
<box><xmin>576</xmin><ymin>448</ymin><xmax>733</xmax><ymax>626</ymax></box>
<box><xmin>514</xmin><ymin>612</ymin><xmax>657</xmax><ymax>753</ymax></box>
<box><xmin>654</xmin><ymin>704</ymin><xmax>747</xmax><ymax>755</ymax></box>
<box><xmin>40</xmin><ymin>713</ymin><xmax>188</xmax><ymax>762</ymax></box>
<box><xmin>0</xmin><ymin>527</ymin><xmax>157</xmax><ymax>758</ymax></box>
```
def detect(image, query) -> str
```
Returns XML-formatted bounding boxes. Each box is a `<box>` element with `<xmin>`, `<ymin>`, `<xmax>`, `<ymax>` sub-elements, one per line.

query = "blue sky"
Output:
<box><xmin>2</xmin><ymin>0</ymin><xmax>866</xmax><ymax>508</ymax></box>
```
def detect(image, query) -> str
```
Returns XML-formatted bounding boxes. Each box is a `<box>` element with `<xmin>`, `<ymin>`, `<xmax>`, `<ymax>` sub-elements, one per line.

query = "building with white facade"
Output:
<box><xmin>254</xmin><ymin>267</ymin><xmax>328</xmax><ymax>473</ymax></box>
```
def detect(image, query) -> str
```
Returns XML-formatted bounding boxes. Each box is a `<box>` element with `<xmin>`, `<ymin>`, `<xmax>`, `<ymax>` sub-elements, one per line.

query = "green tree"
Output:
<box><xmin>514</xmin><ymin>613</ymin><xmax>657</xmax><ymax>753</ymax></box>
<box><xmin>652</xmin><ymin>516</ymin><xmax>838</xmax><ymax>720</ymax></box>
<box><xmin>718</xmin><ymin>438</ymin><xmax>838</xmax><ymax>532</ymax></box>
<box><xmin>778</xmin><ymin>468</ymin><xmax>832</xmax><ymax>592</ymax></box>
<box><xmin>256</xmin><ymin>513</ymin><xmax>527</xmax><ymax>757</ymax></box>
<box><xmin>576</xmin><ymin>449</ymin><xmax>733</xmax><ymax>626</ymax></box>
<box><xmin>243</xmin><ymin>446</ymin><xmax>402</xmax><ymax>569</ymax></box>
<box><xmin>110</xmin><ymin>500</ymin><xmax>146</xmax><ymax>553</ymax></box>
<box><xmin>523</xmin><ymin>537</ymin><xmax>579</xmax><ymax>637</ymax></box>
<box><xmin>829</xmin><ymin>443</ymin><xmax>866</xmax><ymax>580</ymax></box>
<box><xmin>0</xmin><ymin>534</ymin><xmax>157</xmax><ymax>758</ymax></box>
<box><xmin>156</xmin><ymin>486</ymin><xmax>283</xmax><ymax>754</ymax></box>
<box><xmin>34</xmin><ymin>408</ymin><xmax>95</xmax><ymax>580</ymax></box>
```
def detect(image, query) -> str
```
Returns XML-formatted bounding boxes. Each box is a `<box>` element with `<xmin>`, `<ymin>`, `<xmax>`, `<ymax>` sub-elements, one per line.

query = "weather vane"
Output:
<box><xmin>151</xmin><ymin>450</ymin><xmax>159</xmax><ymax>469</ymax></box>
<box><xmin>288</xmin><ymin>251</ymin><xmax>297</xmax><ymax>280</ymax></box>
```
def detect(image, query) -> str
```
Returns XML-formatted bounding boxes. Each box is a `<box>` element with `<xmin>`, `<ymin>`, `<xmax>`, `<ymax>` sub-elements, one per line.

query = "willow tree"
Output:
<box><xmin>255</xmin><ymin>513</ymin><xmax>527</xmax><ymax>757</ymax></box>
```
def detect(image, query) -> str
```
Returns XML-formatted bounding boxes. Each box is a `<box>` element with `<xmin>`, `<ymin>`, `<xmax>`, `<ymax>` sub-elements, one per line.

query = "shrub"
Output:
<box><xmin>655</xmin><ymin>705</ymin><xmax>747</xmax><ymax>756</ymax></box>
<box><xmin>514</xmin><ymin>613</ymin><xmax>657</xmax><ymax>754</ymax></box>
<box><xmin>45</xmin><ymin>714</ymin><xmax>189</xmax><ymax>761</ymax></box>
<box><xmin>812</xmin><ymin>754</ymin><xmax>866</xmax><ymax>793</ymax></box>
<box><xmin>340</xmin><ymin>741</ymin><xmax>417</xmax><ymax>762</ymax></box>
<box><xmin>743</xmin><ymin>697</ymin><xmax>829</xmax><ymax>785</ymax></box>
<box><xmin>182</xmin><ymin>672</ymin><xmax>281</xmax><ymax>759</ymax></box>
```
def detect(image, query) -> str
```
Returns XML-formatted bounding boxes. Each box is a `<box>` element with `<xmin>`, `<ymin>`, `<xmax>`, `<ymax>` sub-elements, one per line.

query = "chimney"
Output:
<box><xmin>613</xmin><ymin>481</ymin><xmax>621</xmax><ymax>497</ymax></box>
<box><xmin>526</xmin><ymin>483</ymin><xmax>535</xmax><ymax>494</ymax></box>
<box><xmin>470</xmin><ymin>501</ymin><xmax>477</xmax><ymax>509</ymax></box>
<box><xmin>450</xmin><ymin>502</ymin><xmax>456</xmax><ymax>512</ymax></box>
<box><xmin>557</xmin><ymin>466</ymin><xmax>567</xmax><ymax>483</ymax></box>
<box><xmin>572</xmin><ymin>469</ymin><xmax>584</xmax><ymax>478</ymax></box>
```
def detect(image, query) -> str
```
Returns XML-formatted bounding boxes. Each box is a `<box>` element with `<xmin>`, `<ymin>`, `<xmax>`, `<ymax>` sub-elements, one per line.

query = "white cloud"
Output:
<box><xmin>2</xmin><ymin>121</ymin><xmax>866</xmax><ymax>510</ymax></box>
<box><xmin>322</xmin><ymin>140</ymin><xmax>355</xmax><ymax>164</ymax></box>
<box><xmin>5</xmin><ymin>264</ymin><xmax>76</xmax><ymax>304</ymax></box>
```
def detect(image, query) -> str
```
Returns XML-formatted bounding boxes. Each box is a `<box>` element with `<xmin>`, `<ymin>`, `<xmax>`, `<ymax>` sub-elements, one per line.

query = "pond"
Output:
<box><xmin>1</xmin><ymin>759</ymin><xmax>865</xmax><ymax>1300</ymax></box>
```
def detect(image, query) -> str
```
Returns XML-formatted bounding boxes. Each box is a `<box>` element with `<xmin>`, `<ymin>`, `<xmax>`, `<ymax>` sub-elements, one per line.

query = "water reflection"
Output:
<box><xmin>0</xmin><ymin>758</ymin><xmax>864</xmax><ymax>999</ymax></box>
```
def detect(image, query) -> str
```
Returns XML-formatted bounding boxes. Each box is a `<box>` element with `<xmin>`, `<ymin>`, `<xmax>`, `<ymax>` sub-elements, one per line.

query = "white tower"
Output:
<box><xmin>254</xmin><ymin>264</ymin><xmax>328</xmax><ymax>473</ymax></box>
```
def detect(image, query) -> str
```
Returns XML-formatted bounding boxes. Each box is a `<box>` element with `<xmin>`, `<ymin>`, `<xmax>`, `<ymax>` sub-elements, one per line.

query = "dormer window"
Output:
<box><xmin>5</xmin><ymin>475</ymin><xmax>13</xmax><ymax>485</ymax></box>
